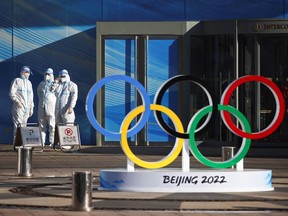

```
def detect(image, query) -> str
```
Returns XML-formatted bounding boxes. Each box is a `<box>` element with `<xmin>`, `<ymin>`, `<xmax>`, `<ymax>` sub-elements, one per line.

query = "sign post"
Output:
<box><xmin>14</xmin><ymin>123</ymin><xmax>43</xmax><ymax>177</ymax></box>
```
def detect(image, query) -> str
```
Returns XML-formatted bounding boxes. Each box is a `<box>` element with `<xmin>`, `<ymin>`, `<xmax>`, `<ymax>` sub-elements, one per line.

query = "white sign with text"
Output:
<box><xmin>100</xmin><ymin>169</ymin><xmax>273</xmax><ymax>192</ymax></box>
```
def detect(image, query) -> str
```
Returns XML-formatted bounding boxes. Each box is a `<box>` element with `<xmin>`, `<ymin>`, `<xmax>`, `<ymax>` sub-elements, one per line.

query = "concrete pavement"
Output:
<box><xmin>0</xmin><ymin>144</ymin><xmax>288</xmax><ymax>215</ymax></box>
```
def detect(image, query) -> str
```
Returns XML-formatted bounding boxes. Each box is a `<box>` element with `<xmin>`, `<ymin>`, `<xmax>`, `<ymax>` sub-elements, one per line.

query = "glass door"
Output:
<box><xmin>259</xmin><ymin>36</ymin><xmax>288</xmax><ymax>142</ymax></box>
<box><xmin>190</xmin><ymin>35</ymin><xmax>236</xmax><ymax>144</ymax></box>
<box><xmin>103</xmin><ymin>37</ymin><xmax>136</xmax><ymax>143</ymax></box>
<box><xmin>188</xmin><ymin>21</ymin><xmax>288</xmax><ymax>146</ymax></box>
<box><xmin>239</xmin><ymin>35</ymin><xmax>288</xmax><ymax>143</ymax></box>
<box><xmin>146</xmin><ymin>37</ymin><xmax>179</xmax><ymax>144</ymax></box>
<box><xmin>103</xmin><ymin>36</ymin><xmax>179</xmax><ymax>146</ymax></box>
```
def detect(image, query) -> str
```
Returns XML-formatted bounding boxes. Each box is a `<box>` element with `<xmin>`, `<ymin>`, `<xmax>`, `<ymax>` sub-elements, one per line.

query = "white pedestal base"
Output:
<box><xmin>100</xmin><ymin>168</ymin><xmax>273</xmax><ymax>192</ymax></box>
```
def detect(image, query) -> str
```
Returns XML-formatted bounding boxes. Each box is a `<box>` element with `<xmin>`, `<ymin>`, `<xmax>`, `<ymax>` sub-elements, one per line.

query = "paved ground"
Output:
<box><xmin>0</xmin><ymin>144</ymin><xmax>287</xmax><ymax>215</ymax></box>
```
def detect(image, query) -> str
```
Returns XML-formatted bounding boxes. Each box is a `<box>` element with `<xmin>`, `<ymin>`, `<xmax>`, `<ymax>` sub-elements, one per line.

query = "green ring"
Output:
<box><xmin>189</xmin><ymin>104</ymin><xmax>251</xmax><ymax>169</ymax></box>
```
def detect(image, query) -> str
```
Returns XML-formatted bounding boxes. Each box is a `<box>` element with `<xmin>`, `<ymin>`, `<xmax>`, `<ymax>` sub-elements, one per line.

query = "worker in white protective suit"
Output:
<box><xmin>9</xmin><ymin>66</ymin><xmax>34</xmax><ymax>144</ymax></box>
<box><xmin>55</xmin><ymin>69</ymin><xmax>78</xmax><ymax>124</ymax></box>
<box><xmin>37</xmin><ymin>68</ymin><xmax>57</xmax><ymax>146</ymax></box>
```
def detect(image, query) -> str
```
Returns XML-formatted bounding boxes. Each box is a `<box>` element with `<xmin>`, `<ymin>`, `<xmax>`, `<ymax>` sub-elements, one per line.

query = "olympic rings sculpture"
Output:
<box><xmin>86</xmin><ymin>74</ymin><xmax>285</xmax><ymax>169</ymax></box>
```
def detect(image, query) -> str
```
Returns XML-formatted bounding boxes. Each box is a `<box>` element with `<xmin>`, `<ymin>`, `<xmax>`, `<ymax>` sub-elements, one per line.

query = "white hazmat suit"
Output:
<box><xmin>9</xmin><ymin>66</ymin><xmax>34</xmax><ymax>143</ymax></box>
<box><xmin>55</xmin><ymin>69</ymin><xmax>78</xmax><ymax>124</ymax></box>
<box><xmin>37</xmin><ymin>68</ymin><xmax>57</xmax><ymax>145</ymax></box>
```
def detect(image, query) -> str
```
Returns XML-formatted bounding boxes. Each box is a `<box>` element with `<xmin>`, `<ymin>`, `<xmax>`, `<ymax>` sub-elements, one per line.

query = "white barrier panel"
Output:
<box><xmin>14</xmin><ymin>124</ymin><xmax>43</xmax><ymax>151</ymax></box>
<box><xmin>20</xmin><ymin>127</ymin><xmax>42</xmax><ymax>146</ymax></box>
<box><xmin>100</xmin><ymin>169</ymin><xmax>273</xmax><ymax>192</ymax></box>
<box><xmin>57</xmin><ymin>125</ymin><xmax>80</xmax><ymax>145</ymax></box>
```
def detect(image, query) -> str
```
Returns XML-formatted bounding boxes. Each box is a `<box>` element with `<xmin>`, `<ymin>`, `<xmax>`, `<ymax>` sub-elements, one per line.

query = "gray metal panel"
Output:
<box><xmin>238</xmin><ymin>19</ymin><xmax>288</xmax><ymax>34</ymax></box>
<box><xmin>189</xmin><ymin>21</ymin><xmax>236</xmax><ymax>35</ymax></box>
<box><xmin>98</xmin><ymin>21</ymin><xmax>237</xmax><ymax>36</ymax></box>
<box><xmin>188</xmin><ymin>19</ymin><xmax>288</xmax><ymax>35</ymax></box>
<box><xmin>97</xmin><ymin>21</ymin><xmax>197</xmax><ymax>35</ymax></box>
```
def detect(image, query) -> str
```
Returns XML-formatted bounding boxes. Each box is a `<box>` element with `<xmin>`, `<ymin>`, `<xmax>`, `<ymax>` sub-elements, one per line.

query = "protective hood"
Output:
<box><xmin>66</xmin><ymin>74</ymin><xmax>71</xmax><ymax>82</ymax></box>
<box><xmin>44</xmin><ymin>73</ymin><xmax>54</xmax><ymax>82</ymax></box>
<box><xmin>60</xmin><ymin>74</ymin><xmax>71</xmax><ymax>83</ymax></box>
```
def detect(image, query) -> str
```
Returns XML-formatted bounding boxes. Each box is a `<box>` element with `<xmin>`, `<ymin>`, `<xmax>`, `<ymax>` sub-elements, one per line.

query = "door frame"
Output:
<box><xmin>95</xmin><ymin>21</ymin><xmax>198</xmax><ymax>146</ymax></box>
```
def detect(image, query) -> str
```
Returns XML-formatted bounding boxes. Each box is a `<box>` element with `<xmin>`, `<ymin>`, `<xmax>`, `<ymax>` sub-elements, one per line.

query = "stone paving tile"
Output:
<box><xmin>0</xmin><ymin>144</ymin><xmax>288</xmax><ymax>215</ymax></box>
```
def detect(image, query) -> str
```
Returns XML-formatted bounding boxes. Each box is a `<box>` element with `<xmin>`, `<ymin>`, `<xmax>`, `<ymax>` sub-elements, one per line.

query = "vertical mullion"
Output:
<box><xmin>134</xmin><ymin>36</ymin><xmax>138</xmax><ymax>146</ymax></box>
<box><xmin>145</xmin><ymin>36</ymin><xmax>149</xmax><ymax>146</ymax></box>
<box><xmin>256</xmin><ymin>37</ymin><xmax>261</xmax><ymax>131</ymax></box>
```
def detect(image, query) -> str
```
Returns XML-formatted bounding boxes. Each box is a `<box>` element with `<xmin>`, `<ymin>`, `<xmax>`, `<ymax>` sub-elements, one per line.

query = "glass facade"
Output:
<box><xmin>190</xmin><ymin>35</ymin><xmax>235</xmax><ymax>144</ymax></box>
<box><xmin>189</xmin><ymin>28</ymin><xmax>288</xmax><ymax>146</ymax></box>
<box><xmin>99</xmin><ymin>21</ymin><xmax>288</xmax><ymax>147</ymax></box>
<box><xmin>104</xmin><ymin>37</ymin><xmax>178</xmax><ymax>145</ymax></box>
<box><xmin>104</xmin><ymin>38</ymin><xmax>136</xmax><ymax>142</ymax></box>
<box><xmin>1</xmin><ymin>0</ymin><xmax>288</xmax><ymax>145</ymax></box>
<box><xmin>239</xmin><ymin>35</ymin><xmax>288</xmax><ymax>143</ymax></box>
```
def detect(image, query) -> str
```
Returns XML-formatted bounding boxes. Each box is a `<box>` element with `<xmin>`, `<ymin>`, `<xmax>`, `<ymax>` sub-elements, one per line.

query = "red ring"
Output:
<box><xmin>221</xmin><ymin>75</ymin><xmax>285</xmax><ymax>139</ymax></box>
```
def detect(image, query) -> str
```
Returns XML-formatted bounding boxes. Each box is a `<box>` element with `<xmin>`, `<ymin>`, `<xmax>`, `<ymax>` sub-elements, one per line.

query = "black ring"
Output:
<box><xmin>153</xmin><ymin>75</ymin><xmax>217</xmax><ymax>138</ymax></box>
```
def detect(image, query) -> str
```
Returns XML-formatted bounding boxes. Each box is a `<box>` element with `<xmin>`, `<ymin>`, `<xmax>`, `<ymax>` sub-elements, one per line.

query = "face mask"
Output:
<box><xmin>21</xmin><ymin>72</ymin><xmax>30</xmax><ymax>79</ymax></box>
<box><xmin>44</xmin><ymin>75</ymin><xmax>51</xmax><ymax>81</ymax></box>
<box><xmin>60</xmin><ymin>77</ymin><xmax>66</xmax><ymax>83</ymax></box>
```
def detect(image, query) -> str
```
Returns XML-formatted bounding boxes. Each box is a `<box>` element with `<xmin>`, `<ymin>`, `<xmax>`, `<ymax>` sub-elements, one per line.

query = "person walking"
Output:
<box><xmin>9</xmin><ymin>66</ymin><xmax>34</xmax><ymax>144</ymax></box>
<box><xmin>37</xmin><ymin>68</ymin><xmax>57</xmax><ymax>146</ymax></box>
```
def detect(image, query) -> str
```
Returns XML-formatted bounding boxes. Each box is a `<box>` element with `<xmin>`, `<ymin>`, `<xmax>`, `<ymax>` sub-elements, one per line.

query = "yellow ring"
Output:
<box><xmin>120</xmin><ymin>104</ymin><xmax>184</xmax><ymax>169</ymax></box>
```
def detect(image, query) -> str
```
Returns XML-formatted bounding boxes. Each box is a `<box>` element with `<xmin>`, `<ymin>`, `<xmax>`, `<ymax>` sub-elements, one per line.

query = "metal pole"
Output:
<box><xmin>222</xmin><ymin>146</ymin><xmax>235</xmax><ymax>169</ymax></box>
<box><xmin>71</xmin><ymin>171</ymin><xmax>92</xmax><ymax>211</ymax></box>
<box><xmin>17</xmin><ymin>147</ymin><xmax>33</xmax><ymax>177</ymax></box>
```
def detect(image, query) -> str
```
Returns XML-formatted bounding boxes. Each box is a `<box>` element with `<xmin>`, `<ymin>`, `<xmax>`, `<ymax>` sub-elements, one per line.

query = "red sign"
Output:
<box><xmin>64</xmin><ymin>128</ymin><xmax>73</xmax><ymax>136</ymax></box>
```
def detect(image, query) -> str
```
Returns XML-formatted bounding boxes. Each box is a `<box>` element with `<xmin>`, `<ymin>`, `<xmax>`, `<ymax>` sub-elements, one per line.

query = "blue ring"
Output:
<box><xmin>85</xmin><ymin>75</ymin><xmax>150</xmax><ymax>139</ymax></box>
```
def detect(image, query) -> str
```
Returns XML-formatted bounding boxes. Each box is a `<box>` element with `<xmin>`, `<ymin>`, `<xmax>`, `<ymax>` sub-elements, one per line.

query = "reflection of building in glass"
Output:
<box><xmin>1</xmin><ymin>1</ymin><xmax>288</xmax><ymax>149</ymax></box>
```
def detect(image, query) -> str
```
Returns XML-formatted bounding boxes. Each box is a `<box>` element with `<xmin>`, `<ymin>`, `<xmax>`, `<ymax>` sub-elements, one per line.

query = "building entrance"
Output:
<box><xmin>239</xmin><ymin>35</ymin><xmax>288</xmax><ymax>143</ymax></box>
<box><xmin>96</xmin><ymin>20</ymin><xmax>288</xmax><ymax>147</ymax></box>
<box><xmin>189</xmin><ymin>20</ymin><xmax>288</xmax><ymax>146</ymax></box>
